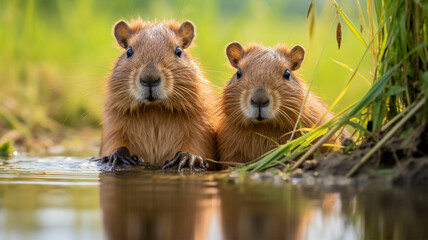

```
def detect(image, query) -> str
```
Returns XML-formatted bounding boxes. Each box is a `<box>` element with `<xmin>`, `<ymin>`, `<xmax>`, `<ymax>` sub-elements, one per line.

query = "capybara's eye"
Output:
<box><xmin>175</xmin><ymin>46</ymin><xmax>182</xmax><ymax>57</ymax></box>
<box><xmin>126</xmin><ymin>47</ymin><xmax>133</xmax><ymax>58</ymax></box>
<box><xmin>284</xmin><ymin>69</ymin><xmax>291</xmax><ymax>80</ymax></box>
<box><xmin>236</xmin><ymin>68</ymin><xmax>242</xmax><ymax>79</ymax></box>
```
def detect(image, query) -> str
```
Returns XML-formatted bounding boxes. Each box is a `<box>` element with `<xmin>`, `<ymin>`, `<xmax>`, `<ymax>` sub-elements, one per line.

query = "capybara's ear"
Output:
<box><xmin>289</xmin><ymin>45</ymin><xmax>305</xmax><ymax>70</ymax></box>
<box><xmin>179</xmin><ymin>21</ymin><xmax>195</xmax><ymax>49</ymax></box>
<box><xmin>114</xmin><ymin>20</ymin><xmax>131</xmax><ymax>48</ymax></box>
<box><xmin>226</xmin><ymin>42</ymin><xmax>244</xmax><ymax>68</ymax></box>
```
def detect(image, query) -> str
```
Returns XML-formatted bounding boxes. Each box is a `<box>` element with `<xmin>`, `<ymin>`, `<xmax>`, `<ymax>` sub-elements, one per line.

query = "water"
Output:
<box><xmin>1</xmin><ymin>154</ymin><xmax>427</xmax><ymax>240</ymax></box>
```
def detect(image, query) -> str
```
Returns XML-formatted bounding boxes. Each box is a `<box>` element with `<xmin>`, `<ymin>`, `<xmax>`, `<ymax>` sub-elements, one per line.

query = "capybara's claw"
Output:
<box><xmin>162</xmin><ymin>151</ymin><xmax>208</xmax><ymax>172</ymax></box>
<box><xmin>161</xmin><ymin>151</ymin><xmax>181</xmax><ymax>169</ymax></box>
<box><xmin>92</xmin><ymin>147</ymin><xmax>143</xmax><ymax>171</ymax></box>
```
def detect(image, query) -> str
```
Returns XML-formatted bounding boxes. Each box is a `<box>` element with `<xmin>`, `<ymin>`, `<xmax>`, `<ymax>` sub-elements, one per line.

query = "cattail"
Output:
<box><xmin>336</xmin><ymin>21</ymin><xmax>342</xmax><ymax>50</ymax></box>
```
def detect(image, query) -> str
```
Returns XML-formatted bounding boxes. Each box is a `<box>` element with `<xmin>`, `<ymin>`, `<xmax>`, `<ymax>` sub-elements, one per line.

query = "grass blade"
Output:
<box><xmin>355</xmin><ymin>0</ymin><xmax>368</xmax><ymax>34</ymax></box>
<box><xmin>346</xmin><ymin>120</ymin><xmax>372</xmax><ymax>136</ymax></box>
<box><xmin>331</xmin><ymin>58</ymin><xmax>371</xmax><ymax>86</ymax></box>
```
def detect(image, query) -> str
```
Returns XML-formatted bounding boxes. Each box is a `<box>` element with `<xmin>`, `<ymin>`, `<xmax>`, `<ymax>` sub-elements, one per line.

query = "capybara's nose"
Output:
<box><xmin>140</xmin><ymin>64</ymin><xmax>161</xmax><ymax>87</ymax></box>
<box><xmin>140</xmin><ymin>76</ymin><xmax>161</xmax><ymax>87</ymax></box>
<box><xmin>250</xmin><ymin>88</ymin><xmax>270</xmax><ymax>107</ymax></box>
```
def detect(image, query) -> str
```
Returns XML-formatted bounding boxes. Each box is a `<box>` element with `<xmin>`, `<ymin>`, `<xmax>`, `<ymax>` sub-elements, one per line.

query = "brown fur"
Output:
<box><xmin>216</xmin><ymin>43</ymin><xmax>348</xmax><ymax>163</ymax></box>
<box><xmin>100</xmin><ymin>19</ymin><xmax>215</xmax><ymax>165</ymax></box>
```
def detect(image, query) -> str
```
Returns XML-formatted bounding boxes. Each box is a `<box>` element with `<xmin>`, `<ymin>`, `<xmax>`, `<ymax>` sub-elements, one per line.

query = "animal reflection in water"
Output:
<box><xmin>98</xmin><ymin>173</ymin><xmax>303</xmax><ymax>240</ymax></box>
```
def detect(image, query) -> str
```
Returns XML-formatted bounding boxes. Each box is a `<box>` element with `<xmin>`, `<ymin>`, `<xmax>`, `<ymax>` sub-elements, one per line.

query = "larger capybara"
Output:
<box><xmin>98</xmin><ymin>19</ymin><xmax>215</xmax><ymax>171</ymax></box>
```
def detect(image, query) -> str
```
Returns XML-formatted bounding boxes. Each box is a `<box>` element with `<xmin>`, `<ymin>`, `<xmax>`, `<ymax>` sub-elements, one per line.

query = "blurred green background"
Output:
<box><xmin>0</xmin><ymin>0</ymin><xmax>373</xmax><ymax>152</ymax></box>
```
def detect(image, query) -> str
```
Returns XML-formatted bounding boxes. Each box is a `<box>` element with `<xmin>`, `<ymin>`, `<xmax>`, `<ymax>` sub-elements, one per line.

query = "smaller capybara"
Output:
<box><xmin>216</xmin><ymin>42</ymin><xmax>348</xmax><ymax>163</ymax></box>
<box><xmin>97</xmin><ymin>19</ymin><xmax>215</xmax><ymax>171</ymax></box>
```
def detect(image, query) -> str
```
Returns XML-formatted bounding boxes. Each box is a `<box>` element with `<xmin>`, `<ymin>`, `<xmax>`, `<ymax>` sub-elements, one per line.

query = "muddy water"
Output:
<box><xmin>1</xmin><ymin>155</ymin><xmax>427</xmax><ymax>240</ymax></box>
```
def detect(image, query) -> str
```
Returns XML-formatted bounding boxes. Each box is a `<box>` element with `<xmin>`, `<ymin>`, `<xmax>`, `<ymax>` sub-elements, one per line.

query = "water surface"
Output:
<box><xmin>0</xmin><ymin>154</ymin><xmax>427</xmax><ymax>240</ymax></box>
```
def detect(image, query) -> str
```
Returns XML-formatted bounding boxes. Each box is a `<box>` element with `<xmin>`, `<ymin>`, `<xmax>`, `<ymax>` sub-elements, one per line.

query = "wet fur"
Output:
<box><xmin>216</xmin><ymin>44</ymin><xmax>347</xmax><ymax>163</ymax></box>
<box><xmin>100</xmin><ymin>19</ymin><xmax>215</xmax><ymax>165</ymax></box>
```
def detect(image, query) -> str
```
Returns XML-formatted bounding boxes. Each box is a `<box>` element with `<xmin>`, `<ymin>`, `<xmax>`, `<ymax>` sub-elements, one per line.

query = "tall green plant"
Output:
<box><xmin>243</xmin><ymin>0</ymin><xmax>428</xmax><ymax>174</ymax></box>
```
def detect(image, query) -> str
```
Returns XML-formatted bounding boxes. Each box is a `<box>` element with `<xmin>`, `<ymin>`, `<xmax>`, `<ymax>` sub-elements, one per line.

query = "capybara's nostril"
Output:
<box><xmin>152</xmin><ymin>78</ymin><xmax>161</xmax><ymax>86</ymax></box>
<box><xmin>250</xmin><ymin>88</ymin><xmax>270</xmax><ymax>107</ymax></box>
<box><xmin>140</xmin><ymin>78</ymin><xmax>149</xmax><ymax>87</ymax></box>
<box><xmin>140</xmin><ymin>76</ymin><xmax>161</xmax><ymax>87</ymax></box>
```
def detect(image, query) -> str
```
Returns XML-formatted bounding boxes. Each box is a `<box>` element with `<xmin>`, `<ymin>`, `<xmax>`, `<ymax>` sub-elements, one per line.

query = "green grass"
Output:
<box><xmin>0</xmin><ymin>0</ymin><xmax>372</xmax><ymax>144</ymax></box>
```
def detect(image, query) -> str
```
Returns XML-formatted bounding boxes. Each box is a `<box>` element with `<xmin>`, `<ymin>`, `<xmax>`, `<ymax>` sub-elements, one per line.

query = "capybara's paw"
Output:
<box><xmin>92</xmin><ymin>147</ymin><xmax>142</xmax><ymax>171</ymax></box>
<box><xmin>161</xmin><ymin>151</ymin><xmax>209</xmax><ymax>172</ymax></box>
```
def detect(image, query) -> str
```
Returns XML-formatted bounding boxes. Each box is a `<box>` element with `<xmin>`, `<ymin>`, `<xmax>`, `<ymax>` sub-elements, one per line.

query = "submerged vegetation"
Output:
<box><xmin>243</xmin><ymin>0</ymin><xmax>428</xmax><ymax>178</ymax></box>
